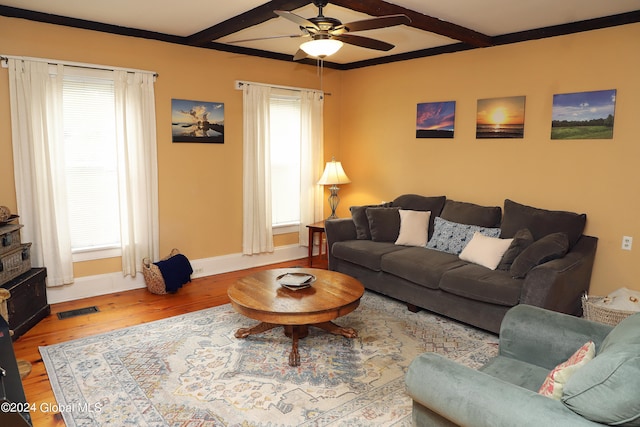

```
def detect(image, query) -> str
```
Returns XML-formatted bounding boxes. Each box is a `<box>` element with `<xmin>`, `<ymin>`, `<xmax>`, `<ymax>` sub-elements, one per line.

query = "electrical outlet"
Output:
<box><xmin>622</xmin><ymin>236</ymin><xmax>633</xmax><ymax>251</ymax></box>
<box><xmin>194</xmin><ymin>267</ymin><xmax>204</xmax><ymax>274</ymax></box>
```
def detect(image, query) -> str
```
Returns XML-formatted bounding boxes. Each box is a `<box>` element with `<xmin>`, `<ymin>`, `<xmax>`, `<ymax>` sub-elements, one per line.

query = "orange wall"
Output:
<box><xmin>338</xmin><ymin>24</ymin><xmax>640</xmax><ymax>296</ymax></box>
<box><xmin>1</xmin><ymin>16</ymin><xmax>639</xmax><ymax>296</ymax></box>
<box><xmin>0</xmin><ymin>17</ymin><xmax>342</xmax><ymax>277</ymax></box>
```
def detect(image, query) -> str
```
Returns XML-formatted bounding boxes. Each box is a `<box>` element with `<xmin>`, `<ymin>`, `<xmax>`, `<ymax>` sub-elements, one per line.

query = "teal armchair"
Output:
<box><xmin>405</xmin><ymin>305</ymin><xmax>640</xmax><ymax>426</ymax></box>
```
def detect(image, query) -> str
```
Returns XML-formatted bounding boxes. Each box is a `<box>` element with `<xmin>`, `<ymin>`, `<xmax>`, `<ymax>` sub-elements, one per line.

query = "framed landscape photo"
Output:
<box><xmin>476</xmin><ymin>96</ymin><xmax>526</xmax><ymax>138</ymax></box>
<box><xmin>551</xmin><ymin>89</ymin><xmax>616</xmax><ymax>140</ymax></box>
<box><xmin>416</xmin><ymin>101</ymin><xmax>456</xmax><ymax>138</ymax></box>
<box><xmin>171</xmin><ymin>99</ymin><xmax>225</xmax><ymax>143</ymax></box>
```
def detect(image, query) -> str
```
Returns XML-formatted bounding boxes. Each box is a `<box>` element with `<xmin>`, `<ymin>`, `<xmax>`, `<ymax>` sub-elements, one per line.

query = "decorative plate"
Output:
<box><xmin>276</xmin><ymin>272</ymin><xmax>316</xmax><ymax>291</ymax></box>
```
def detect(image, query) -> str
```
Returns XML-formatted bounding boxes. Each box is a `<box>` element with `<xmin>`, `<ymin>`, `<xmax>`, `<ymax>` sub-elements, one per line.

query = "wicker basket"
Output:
<box><xmin>142</xmin><ymin>248</ymin><xmax>180</xmax><ymax>295</ymax></box>
<box><xmin>582</xmin><ymin>295</ymin><xmax>637</xmax><ymax>326</ymax></box>
<box><xmin>0</xmin><ymin>243</ymin><xmax>31</xmax><ymax>286</ymax></box>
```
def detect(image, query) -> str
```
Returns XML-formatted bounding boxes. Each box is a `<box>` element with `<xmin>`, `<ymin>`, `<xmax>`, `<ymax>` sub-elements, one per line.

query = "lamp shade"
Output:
<box><xmin>318</xmin><ymin>160</ymin><xmax>351</xmax><ymax>185</ymax></box>
<box><xmin>300</xmin><ymin>39</ymin><xmax>343</xmax><ymax>58</ymax></box>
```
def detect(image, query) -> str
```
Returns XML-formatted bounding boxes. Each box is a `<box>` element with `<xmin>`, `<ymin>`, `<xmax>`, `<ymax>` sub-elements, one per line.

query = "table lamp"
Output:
<box><xmin>318</xmin><ymin>158</ymin><xmax>351</xmax><ymax>219</ymax></box>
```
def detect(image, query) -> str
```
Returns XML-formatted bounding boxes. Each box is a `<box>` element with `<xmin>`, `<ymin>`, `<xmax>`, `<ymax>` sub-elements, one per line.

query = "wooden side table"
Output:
<box><xmin>306</xmin><ymin>221</ymin><xmax>326</xmax><ymax>267</ymax></box>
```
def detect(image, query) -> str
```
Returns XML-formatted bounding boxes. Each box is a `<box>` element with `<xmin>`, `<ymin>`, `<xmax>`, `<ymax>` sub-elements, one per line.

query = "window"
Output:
<box><xmin>241</xmin><ymin>81</ymin><xmax>322</xmax><ymax>256</ymax></box>
<box><xmin>8</xmin><ymin>57</ymin><xmax>158</xmax><ymax>282</ymax></box>
<box><xmin>62</xmin><ymin>69</ymin><xmax>121</xmax><ymax>260</ymax></box>
<box><xmin>270</xmin><ymin>92</ymin><xmax>301</xmax><ymax>233</ymax></box>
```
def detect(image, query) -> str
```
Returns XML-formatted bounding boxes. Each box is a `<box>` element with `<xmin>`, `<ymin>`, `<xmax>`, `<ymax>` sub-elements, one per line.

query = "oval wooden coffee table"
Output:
<box><xmin>227</xmin><ymin>268</ymin><xmax>365</xmax><ymax>367</ymax></box>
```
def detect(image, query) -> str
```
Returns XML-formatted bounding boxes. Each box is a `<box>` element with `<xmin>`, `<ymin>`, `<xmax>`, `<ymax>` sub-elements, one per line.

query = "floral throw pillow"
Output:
<box><xmin>538</xmin><ymin>341</ymin><xmax>596</xmax><ymax>400</ymax></box>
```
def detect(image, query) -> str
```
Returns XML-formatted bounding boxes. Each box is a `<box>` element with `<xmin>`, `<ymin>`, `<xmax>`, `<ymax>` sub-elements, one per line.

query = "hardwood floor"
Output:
<box><xmin>12</xmin><ymin>257</ymin><xmax>326</xmax><ymax>427</ymax></box>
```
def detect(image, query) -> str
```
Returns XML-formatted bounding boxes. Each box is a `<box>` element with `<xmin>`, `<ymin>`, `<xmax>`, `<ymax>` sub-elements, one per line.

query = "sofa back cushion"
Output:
<box><xmin>392</xmin><ymin>194</ymin><xmax>446</xmax><ymax>238</ymax></box>
<box><xmin>440</xmin><ymin>200</ymin><xmax>502</xmax><ymax>228</ymax></box>
<box><xmin>500</xmin><ymin>199</ymin><xmax>586</xmax><ymax>248</ymax></box>
<box><xmin>562</xmin><ymin>312</ymin><xmax>640</xmax><ymax>426</ymax></box>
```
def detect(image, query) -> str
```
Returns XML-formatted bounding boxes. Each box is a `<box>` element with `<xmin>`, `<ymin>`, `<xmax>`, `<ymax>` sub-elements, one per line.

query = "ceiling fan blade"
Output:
<box><xmin>274</xmin><ymin>10</ymin><xmax>320</xmax><ymax>31</ymax></box>
<box><xmin>227</xmin><ymin>34</ymin><xmax>306</xmax><ymax>44</ymax></box>
<box><xmin>336</xmin><ymin>14</ymin><xmax>411</xmax><ymax>33</ymax></box>
<box><xmin>332</xmin><ymin>34</ymin><xmax>394</xmax><ymax>51</ymax></box>
<box><xmin>293</xmin><ymin>49</ymin><xmax>308</xmax><ymax>61</ymax></box>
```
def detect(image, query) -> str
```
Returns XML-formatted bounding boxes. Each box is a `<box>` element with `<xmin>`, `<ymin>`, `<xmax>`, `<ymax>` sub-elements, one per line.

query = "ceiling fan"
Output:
<box><xmin>230</xmin><ymin>0</ymin><xmax>411</xmax><ymax>60</ymax></box>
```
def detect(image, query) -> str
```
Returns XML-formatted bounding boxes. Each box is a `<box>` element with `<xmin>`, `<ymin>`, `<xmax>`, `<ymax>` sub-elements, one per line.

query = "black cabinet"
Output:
<box><xmin>2</xmin><ymin>268</ymin><xmax>49</xmax><ymax>340</ymax></box>
<box><xmin>0</xmin><ymin>316</ymin><xmax>31</xmax><ymax>426</ymax></box>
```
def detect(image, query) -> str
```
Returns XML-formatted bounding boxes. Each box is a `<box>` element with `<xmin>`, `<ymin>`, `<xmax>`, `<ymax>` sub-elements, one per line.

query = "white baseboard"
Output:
<box><xmin>46</xmin><ymin>244</ymin><xmax>309</xmax><ymax>304</ymax></box>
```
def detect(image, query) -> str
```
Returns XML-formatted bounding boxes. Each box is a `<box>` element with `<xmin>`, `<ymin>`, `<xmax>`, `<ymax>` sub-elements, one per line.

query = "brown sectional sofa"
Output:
<box><xmin>325</xmin><ymin>194</ymin><xmax>598</xmax><ymax>334</ymax></box>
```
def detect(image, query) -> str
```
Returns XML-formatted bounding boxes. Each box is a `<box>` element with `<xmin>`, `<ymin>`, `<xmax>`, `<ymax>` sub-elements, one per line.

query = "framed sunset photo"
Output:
<box><xmin>416</xmin><ymin>101</ymin><xmax>456</xmax><ymax>138</ymax></box>
<box><xmin>476</xmin><ymin>96</ymin><xmax>526</xmax><ymax>139</ymax></box>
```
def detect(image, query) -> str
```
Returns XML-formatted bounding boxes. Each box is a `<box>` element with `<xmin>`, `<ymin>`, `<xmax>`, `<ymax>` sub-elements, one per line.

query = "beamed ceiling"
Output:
<box><xmin>0</xmin><ymin>0</ymin><xmax>639</xmax><ymax>69</ymax></box>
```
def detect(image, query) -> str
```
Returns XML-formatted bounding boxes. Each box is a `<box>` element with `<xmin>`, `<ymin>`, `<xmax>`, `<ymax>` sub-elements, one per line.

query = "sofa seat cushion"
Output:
<box><xmin>332</xmin><ymin>240</ymin><xmax>406</xmax><ymax>272</ymax></box>
<box><xmin>480</xmin><ymin>356</ymin><xmax>549</xmax><ymax>392</ymax></box>
<box><xmin>439</xmin><ymin>264</ymin><xmax>523</xmax><ymax>306</ymax></box>
<box><xmin>380</xmin><ymin>247</ymin><xmax>466</xmax><ymax>290</ymax></box>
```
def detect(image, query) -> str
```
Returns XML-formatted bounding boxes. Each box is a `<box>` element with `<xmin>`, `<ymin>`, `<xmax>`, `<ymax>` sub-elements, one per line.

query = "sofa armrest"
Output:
<box><xmin>520</xmin><ymin>235</ymin><xmax>597</xmax><ymax>316</ymax></box>
<box><xmin>325</xmin><ymin>218</ymin><xmax>357</xmax><ymax>270</ymax></box>
<box><xmin>406</xmin><ymin>353</ymin><xmax>600</xmax><ymax>427</ymax></box>
<box><xmin>498</xmin><ymin>305</ymin><xmax>613</xmax><ymax>370</ymax></box>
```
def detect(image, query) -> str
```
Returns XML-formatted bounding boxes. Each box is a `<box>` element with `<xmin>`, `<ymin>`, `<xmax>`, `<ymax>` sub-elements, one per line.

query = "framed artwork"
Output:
<box><xmin>476</xmin><ymin>96</ymin><xmax>526</xmax><ymax>138</ymax></box>
<box><xmin>551</xmin><ymin>89</ymin><xmax>616</xmax><ymax>139</ymax></box>
<box><xmin>416</xmin><ymin>101</ymin><xmax>456</xmax><ymax>138</ymax></box>
<box><xmin>171</xmin><ymin>99</ymin><xmax>224</xmax><ymax>143</ymax></box>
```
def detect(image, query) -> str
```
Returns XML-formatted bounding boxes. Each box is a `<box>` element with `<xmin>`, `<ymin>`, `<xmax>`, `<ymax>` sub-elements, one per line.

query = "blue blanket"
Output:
<box><xmin>154</xmin><ymin>254</ymin><xmax>193</xmax><ymax>293</ymax></box>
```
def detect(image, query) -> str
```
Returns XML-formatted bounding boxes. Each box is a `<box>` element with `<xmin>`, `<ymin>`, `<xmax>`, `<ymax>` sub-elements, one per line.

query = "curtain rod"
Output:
<box><xmin>234</xmin><ymin>80</ymin><xmax>329</xmax><ymax>96</ymax></box>
<box><xmin>0</xmin><ymin>54</ymin><xmax>158</xmax><ymax>78</ymax></box>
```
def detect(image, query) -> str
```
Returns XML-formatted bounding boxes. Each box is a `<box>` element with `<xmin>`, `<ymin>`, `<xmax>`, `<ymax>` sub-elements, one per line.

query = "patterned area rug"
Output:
<box><xmin>40</xmin><ymin>291</ymin><xmax>498</xmax><ymax>426</ymax></box>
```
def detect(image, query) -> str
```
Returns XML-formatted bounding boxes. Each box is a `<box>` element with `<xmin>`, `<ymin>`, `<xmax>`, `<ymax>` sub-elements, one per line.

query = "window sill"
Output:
<box><xmin>273</xmin><ymin>224</ymin><xmax>299</xmax><ymax>235</ymax></box>
<box><xmin>72</xmin><ymin>246</ymin><xmax>121</xmax><ymax>262</ymax></box>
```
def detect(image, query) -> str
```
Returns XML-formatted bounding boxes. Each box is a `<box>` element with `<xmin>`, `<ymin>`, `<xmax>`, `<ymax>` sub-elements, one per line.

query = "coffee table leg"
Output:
<box><xmin>289</xmin><ymin>325</ymin><xmax>302</xmax><ymax>367</ymax></box>
<box><xmin>235</xmin><ymin>322</ymin><xmax>279</xmax><ymax>338</ymax></box>
<box><xmin>313</xmin><ymin>321</ymin><xmax>358</xmax><ymax>338</ymax></box>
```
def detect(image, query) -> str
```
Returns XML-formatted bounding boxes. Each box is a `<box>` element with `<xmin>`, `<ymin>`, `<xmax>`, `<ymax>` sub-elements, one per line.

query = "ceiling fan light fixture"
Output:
<box><xmin>300</xmin><ymin>38</ymin><xmax>343</xmax><ymax>58</ymax></box>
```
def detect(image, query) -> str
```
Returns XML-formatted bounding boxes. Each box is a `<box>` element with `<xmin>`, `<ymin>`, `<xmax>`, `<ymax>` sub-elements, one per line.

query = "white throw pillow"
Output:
<box><xmin>459</xmin><ymin>232</ymin><xmax>513</xmax><ymax>270</ymax></box>
<box><xmin>395</xmin><ymin>210</ymin><xmax>431</xmax><ymax>247</ymax></box>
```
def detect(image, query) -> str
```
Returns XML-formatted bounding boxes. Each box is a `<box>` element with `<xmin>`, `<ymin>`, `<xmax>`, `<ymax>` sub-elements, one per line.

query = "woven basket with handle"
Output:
<box><xmin>142</xmin><ymin>248</ymin><xmax>180</xmax><ymax>295</ymax></box>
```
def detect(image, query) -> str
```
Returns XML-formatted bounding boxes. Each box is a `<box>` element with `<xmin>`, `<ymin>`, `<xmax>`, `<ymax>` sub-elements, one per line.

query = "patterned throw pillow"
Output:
<box><xmin>426</xmin><ymin>217</ymin><xmax>501</xmax><ymax>255</ymax></box>
<box><xmin>538</xmin><ymin>341</ymin><xmax>596</xmax><ymax>400</ymax></box>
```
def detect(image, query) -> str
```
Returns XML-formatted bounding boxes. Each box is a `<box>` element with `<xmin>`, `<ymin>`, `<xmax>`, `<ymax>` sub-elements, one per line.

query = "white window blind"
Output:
<box><xmin>270</xmin><ymin>93</ymin><xmax>302</xmax><ymax>228</ymax></box>
<box><xmin>62</xmin><ymin>73</ymin><xmax>121</xmax><ymax>253</ymax></box>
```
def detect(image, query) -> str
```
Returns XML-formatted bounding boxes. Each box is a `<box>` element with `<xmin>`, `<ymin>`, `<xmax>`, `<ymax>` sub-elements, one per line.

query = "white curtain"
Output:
<box><xmin>8</xmin><ymin>59</ymin><xmax>74</xmax><ymax>286</ymax></box>
<box><xmin>242</xmin><ymin>84</ymin><xmax>274</xmax><ymax>255</ymax></box>
<box><xmin>7</xmin><ymin>58</ymin><xmax>158</xmax><ymax>285</ymax></box>
<box><xmin>242</xmin><ymin>84</ymin><xmax>324</xmax><ymax>254</ymax></box>
<box><xmin>114</xmin><ymin>70</ymin><xmax>160</xmax><ymax>277</ymax></box>
<box><xmin>298</xmin><ymin>91</ymin><xmax>324</xmax><ymax>247</ymax></box>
